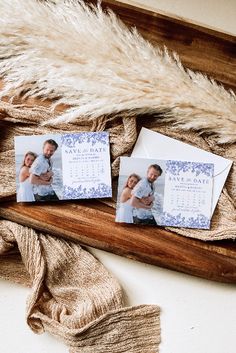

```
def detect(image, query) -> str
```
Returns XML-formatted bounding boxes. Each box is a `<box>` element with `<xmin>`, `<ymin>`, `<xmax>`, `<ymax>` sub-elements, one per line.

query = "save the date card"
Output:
<box><xmin>14</xmin><ymin>132</ymin><xmax>112</xmax><ymax>202</ymax></box>
<box><xmin>116</xmin><ymin>157</ymin><xmax>214</xmax><ymax>229</ymax></box>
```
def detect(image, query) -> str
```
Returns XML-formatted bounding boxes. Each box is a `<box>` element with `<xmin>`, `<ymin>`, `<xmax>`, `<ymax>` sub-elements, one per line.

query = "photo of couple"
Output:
<box><xmin>116</xmin><ymin>159</ymin><xmax>165</xmax><ymax>225</ymax></box>
<box><xmin>15</xmin><ymin>136</ymin><xmax>62</xmax><ymax>202</ymax></box>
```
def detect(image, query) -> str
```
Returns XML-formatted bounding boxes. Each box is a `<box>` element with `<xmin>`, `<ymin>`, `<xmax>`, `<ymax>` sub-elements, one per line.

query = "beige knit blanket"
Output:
<box><xmin>0</xmin><ymin>219</ymin><xmax>160</xmax><ymax>352</ymax></box>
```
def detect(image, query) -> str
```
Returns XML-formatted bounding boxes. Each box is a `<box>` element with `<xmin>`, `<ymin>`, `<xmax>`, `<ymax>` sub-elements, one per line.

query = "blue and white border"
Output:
<box><xmin>62</xmin><ymin>183</ymin><xmax>112</xmax><ymax>199</ymax></box>
<box><xmin>61</xmin><ymin>132</ymin><xmax>109</xmax><ymax>148</ymax></box>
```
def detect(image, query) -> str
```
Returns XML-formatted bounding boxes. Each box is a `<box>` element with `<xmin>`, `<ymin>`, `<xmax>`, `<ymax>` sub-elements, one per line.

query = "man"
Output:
<box><xmin>29</xmin><ymin>139</ymin><xmax>59</xmax><ymax>201</ymax></box>
<box><xmin>130</xmin><ymin>164</ymin><xmax>163</xmax><ymax>225</ymax></box>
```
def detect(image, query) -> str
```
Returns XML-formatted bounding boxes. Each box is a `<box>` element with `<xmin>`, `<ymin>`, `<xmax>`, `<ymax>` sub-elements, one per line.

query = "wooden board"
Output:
<box><xmin>0</xmin><ymin>1</ymin><xmax>236</xmax><ymax>284</ymax></box>
<box><xmin>0</xmin><ymin>200</ymin><xmax>236</xmax><ymax>284</ymax></box>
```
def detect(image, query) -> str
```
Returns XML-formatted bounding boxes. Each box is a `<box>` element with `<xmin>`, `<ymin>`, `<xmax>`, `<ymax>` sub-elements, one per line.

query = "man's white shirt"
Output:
<box><xmin>132</xmin><ymin>177</ymin><xmax>155</xmax><ymax>219</ymax></box>
<box><xmin>30</xmin><ymin>154</ymin><xmax>54</xmax><ymax>196</ymax></box>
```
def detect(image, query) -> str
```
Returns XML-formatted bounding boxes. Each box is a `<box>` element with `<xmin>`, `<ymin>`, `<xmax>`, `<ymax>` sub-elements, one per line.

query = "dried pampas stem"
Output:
<box><xmin>0</xmin><ymin>0</ymin><xmax>235</xmax><ymax>143</ymax></box>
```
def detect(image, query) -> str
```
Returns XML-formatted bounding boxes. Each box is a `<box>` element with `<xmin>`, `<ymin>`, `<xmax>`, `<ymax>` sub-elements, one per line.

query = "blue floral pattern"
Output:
<box><xmin>156</xmin><ymin>159</ymin><xmax>214</xmax><ymax>229</ymax></box>
<box><xmin>63</xmin><ymin>183</ymin><xmax>112</xmax><ymax>199</ymax></box>
<box><xmin>166</xmin><ymin>160</ymin><xmax>214</xmax><ymax>177</ymax></box>
<box><xmin>159</xmin><ymin>212</ymin><xmax>210</xmax><ymax>229</ymax></box>
<box><xmin>61</xmin><ymin>132</ymin><xmax>109</xmax><ymax>148</ymax></box>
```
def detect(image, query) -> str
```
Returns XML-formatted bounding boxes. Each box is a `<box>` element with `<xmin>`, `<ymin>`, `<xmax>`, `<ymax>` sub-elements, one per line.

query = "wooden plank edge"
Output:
<box><xmin>0</xmin><ymin>202</ymin><xmax>236</xmax><ymax>284</ymax></box>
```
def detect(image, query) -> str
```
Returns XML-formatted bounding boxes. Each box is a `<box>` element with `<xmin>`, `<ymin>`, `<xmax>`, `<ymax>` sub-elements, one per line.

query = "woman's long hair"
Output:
<box><xmin>123</xmin><ymin>173</ymin><xmax>141</xmax><ymax>189</ymax></box>
<box><xmin>21</xmin><ymin>151</ymin><xmax>37</xmax><ymax>169</ymax></box>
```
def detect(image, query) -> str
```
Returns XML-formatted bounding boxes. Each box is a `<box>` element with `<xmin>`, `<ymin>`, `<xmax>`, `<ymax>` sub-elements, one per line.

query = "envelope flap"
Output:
<box><xmin>132</xmin><ymin>128</ymin><xmax>233</xmax><ymax>177</ymax></box>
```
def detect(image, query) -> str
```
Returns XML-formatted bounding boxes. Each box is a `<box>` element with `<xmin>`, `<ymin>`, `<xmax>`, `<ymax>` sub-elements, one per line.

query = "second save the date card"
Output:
<box><xmin>116</xmin><ymin>157</ymin><xmax>214</xmax><ymax>229</ymax></box>
<box><xmin>14</xmin><ymin>132</ymin><xmax>112</xmax><ymax>202</ymax></box>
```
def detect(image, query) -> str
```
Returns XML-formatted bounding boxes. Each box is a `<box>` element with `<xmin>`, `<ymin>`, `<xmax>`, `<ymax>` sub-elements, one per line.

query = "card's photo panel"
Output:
<box><xmin>14</xmin><ymin>134</ymin><xmax>62</xmax><ymax>202</ymax></box>
<box><xmin>116</xmin><ymin>157</ymin><xmax>166</xmax><ymax>226</ymax></box>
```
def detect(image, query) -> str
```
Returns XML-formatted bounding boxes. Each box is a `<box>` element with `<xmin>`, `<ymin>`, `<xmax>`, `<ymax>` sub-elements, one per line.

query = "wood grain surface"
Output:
<box><xmin>0</xmin><ymin>1</ymin><xmax>236</xmax><ymax>283</ymax></box>
<box><xmin>0</xmin><ymin>201</ymin><xmax>236</xmax><ymax>284</ymax></box>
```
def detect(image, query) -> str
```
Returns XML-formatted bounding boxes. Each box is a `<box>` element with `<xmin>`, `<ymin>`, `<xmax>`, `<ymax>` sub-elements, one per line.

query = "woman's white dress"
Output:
<box><xmin>17</xmin><ymin>178</ymin><xmax>35</xmax><ymax>202</ymax></box>
<box><xmin>115</xmin><ymin>200</ymin><xmax>134</xmax><ymax>223</ymax></box>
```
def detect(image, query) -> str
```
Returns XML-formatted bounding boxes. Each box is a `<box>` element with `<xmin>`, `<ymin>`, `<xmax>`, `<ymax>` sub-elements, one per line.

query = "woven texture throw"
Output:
<box><xmin>0</xmin><ymin>219</ymin><xmax>160</xmax><ymax>352</ymax></box>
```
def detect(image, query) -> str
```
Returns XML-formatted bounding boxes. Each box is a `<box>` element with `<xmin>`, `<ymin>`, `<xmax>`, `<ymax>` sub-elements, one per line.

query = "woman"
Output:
<box><xmin>116</xmin><ymin>173</ymin><xmax>141</xmax><ymax>223</ymax></box>
<box><xmin>17</xmin><ymin>151</ymin><xmax>52</xmax><ymax>202</ymax></box>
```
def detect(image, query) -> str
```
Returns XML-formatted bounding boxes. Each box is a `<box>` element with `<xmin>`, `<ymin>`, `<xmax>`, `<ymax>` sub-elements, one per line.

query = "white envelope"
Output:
<box><xmin>131</xmin><ymin>127</ymin><xmax>233</xmax><ymax>215</ymax></box>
